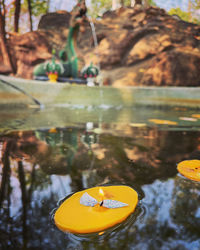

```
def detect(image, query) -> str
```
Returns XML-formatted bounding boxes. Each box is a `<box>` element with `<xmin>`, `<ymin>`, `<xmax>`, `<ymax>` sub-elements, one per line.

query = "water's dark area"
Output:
<box><xmin>0</xmin><ymin>106</ymin><xmax>200</xmax><ymax>250</ymax></box>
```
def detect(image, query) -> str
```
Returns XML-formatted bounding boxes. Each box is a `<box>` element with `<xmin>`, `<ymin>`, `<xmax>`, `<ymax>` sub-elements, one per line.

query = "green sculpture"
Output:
<box><xmin>33</xmin><ymin>0</ymin><xmax>98</xmax><ymax>83</ymax></box>
<box><xmin>42</xmin><ymin>49</ymin><xmax>64</xmax><ymax>82</ymax></box>
<box><xmin>81</xmin><ymin>63</ymin><xmax>99</xmax><ymax>78</ymax></box>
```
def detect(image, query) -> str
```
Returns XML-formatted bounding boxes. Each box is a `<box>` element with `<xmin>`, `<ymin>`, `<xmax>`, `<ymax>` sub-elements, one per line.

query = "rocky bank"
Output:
<box><xmin>2</xmin><ymin>7</ymin><xmax>200</xmax><ymax>86</ymax></box>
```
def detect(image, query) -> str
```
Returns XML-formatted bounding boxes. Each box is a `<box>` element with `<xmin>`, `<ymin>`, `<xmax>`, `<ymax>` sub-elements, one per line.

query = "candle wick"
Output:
<box><xmin>100</xmin><ymin>200</ymin><xmax>104</xmax><ymax>206</ymax></box>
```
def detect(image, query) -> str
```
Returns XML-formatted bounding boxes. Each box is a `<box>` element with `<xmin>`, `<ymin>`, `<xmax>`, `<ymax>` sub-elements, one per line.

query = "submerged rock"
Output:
<box><xmin>3</xmin><ymin>7</ymin><xmax>200</xmax><ymax>86</ymax></box>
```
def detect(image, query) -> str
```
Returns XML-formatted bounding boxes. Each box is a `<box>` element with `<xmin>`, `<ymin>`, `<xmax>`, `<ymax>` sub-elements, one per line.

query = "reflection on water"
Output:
<box><xmin>0</xmin><ymin>123</ymin><xmax>200</xmax><ymax>249</ymax></box>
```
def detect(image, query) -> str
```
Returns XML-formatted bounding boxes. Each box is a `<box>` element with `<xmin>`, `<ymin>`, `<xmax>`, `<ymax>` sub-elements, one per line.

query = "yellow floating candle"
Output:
<box><xmin>54</xmin><ymin>185</ymin><xmax>138</xmax><ymax>234</ymax></box>
<box><xmin>192</xmin><ymin>114</ymin><xmax>200</xmax><ymax>119</ymax></box>
<box><xmin>177</xmin><ymin>160</ymin><xmax>200</xmax><ymax>182</ymax></box>
<box><xmin>149</xmin><ymin>119</ymin><xmax>177</xmax><ymax>125</ymax></box>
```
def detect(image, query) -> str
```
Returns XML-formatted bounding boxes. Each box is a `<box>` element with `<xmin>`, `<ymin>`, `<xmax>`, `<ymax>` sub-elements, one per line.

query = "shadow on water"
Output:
<box><xmin>0</xmin><ymin>122</ymin><xmax>200</xmax><ymax>249</ymax></box>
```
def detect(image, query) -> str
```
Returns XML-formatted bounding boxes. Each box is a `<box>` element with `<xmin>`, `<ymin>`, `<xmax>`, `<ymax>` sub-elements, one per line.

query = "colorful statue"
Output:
<box><xmin>33</xmin><ymin>0</ymin><xmax>98</xmax><ymax>83</ymax></box>
<box><xmin>81</xmin><ymin>63</ymin><xmax>99</xmax><ymax>79</ymax></box>
<box><xmin>44</xmin><ymin>49</ymin><xmax>64</xmax><ymax>82</ymax></box>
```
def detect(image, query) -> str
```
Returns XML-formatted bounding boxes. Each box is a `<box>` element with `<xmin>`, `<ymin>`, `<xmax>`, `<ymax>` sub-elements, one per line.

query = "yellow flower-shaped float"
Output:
<box><xmin>149</xmin><ymin>119</ymin><xmax>177</xmax><ymax>125</ymax></box>
<box><xmin>177</xmin><ymin>160</ymin><xmax>200</xmax><ymax>182</ymax></box>
<box><xmin>192</xmin><ymin>114</ymin><xmax>200</xmax><ymax>119</ymax></box>
<box><xmin>54</xmin><ymin>185</ymin><xmax>138</xmax><ymax>234</ymax></box>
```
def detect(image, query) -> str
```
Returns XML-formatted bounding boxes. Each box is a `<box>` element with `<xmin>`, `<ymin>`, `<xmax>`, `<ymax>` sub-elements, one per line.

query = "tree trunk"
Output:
<box><xmin>14</xmin><ymin>0</ymin><xmax>21</xmax><ymax>32</ymax></box>
<box><xmin>18</xmin><ymin>161</ymin><xmax>28</xmax><ymax>249</ymax></box>
<box><xmin>27</xmin><ymin>0</ymin><xmax>33</xmax><ymax>31</ymax></box>
<box><xmin>135</xmin><ymin>0</ymin><xmax>142</xmax><ymax>5</ymax></box>
<box><xmin>0</xmin><ymin>1</ymin><xmax>16</xmax><ymax>73</ymax></box>
<box><xmin>144</xmin><ymin>0</ymin><xmax>149</xmax><ymax>7</ymax></box>
<box><xmin>132</xmin><ymin>0</ymin><xmax>143</xmax><ymax>8</ymax></box>
<box><xmin>0</xmin><ymin>141</ymin><xmax>11</xmax><ymax>207</ymax></box>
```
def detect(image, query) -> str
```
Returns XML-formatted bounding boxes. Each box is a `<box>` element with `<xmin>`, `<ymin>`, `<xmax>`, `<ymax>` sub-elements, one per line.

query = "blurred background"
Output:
<box><xmin>3</xmin><ymin>0</ymin><xmax>200</xmax><ymax>33</ymax></box>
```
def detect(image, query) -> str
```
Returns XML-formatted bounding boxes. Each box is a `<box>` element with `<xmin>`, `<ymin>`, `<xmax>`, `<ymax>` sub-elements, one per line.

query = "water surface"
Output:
<box><xmin>0</xmin><ymin>106</ymin><xmax>200</xmax><ymax>249</ymax></box>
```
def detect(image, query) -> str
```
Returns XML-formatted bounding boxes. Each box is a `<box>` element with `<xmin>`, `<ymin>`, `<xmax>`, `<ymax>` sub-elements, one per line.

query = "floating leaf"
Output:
<box><xmin>80</xmin><ymin>192</ymin><xmax>98</xmax><ymax>207</ymax></box>
<box><xmin>179</xmin><ymin>117</ymin><xmax>197</xmax><ymax>122</ymax></box>
<box><xmin>174</xmin><ymin>107</ymin><xmax>187</xmax><ymax>111</ymax></box>
<box><xmin>149</xmin><ymin>119</ymin><xmax>177</xmax><ymax>125</ymax></box>
<box><xmin>130</xmin><ymin>123</ymin><xmax>146</xmax><ymax>127</ymax></box>
<box><xmin>102</xmin><ymin>199</ymin><xmax>128</xmax><ymax>208</ymax></box>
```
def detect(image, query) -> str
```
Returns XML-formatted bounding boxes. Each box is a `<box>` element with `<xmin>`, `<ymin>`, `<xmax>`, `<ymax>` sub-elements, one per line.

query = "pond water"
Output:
<box><xmin>0</xmin><ymin>105</ymin><xmax>200</xmax><ymax>250</ymax></box>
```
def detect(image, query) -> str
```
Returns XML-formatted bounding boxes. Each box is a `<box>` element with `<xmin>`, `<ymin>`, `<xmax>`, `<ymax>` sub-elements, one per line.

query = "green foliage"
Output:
<box><xmin>88</xmin><ymin>0</ymin><xmax>156</xmax><ymax>18</ymax></box>
<box><xmin>6</xmin><ymin>0</ymin><xmax>49</xmax><ymax>32</ymax></box>
<box><xmin>168</xmin><ymin>7</ymin><xmax>200</xmax><ymax>24</ymax></box>
<box><xmin>29</xmin><ymin>0</ymin><xmax>48</xmax><ymax>16</ymax></box>
<box><xmin>7</xmin><ymin>0</ymin><xmax>48</xmax><ymax>20</ymax></box>
<box><xmin>88</xmin><ymin>0</ymin><xmax>112</xmax><ymax>18</ymax></box>
<box><xmin>6</xmin><ymin>1</ymin><xmax>15</xmax><ymax>20</ymax></box>
<box><xmin>192</xmin><ymin>0</ymin><xmax>200</xmax><ymax>10</ymax></box>
<box><xmin>147</xmin><ymin>0</ymin><xmax>156</xmax><ymax>7</ymax></box>
<box><xmin>168</xmin><ymin>7</ymin><xmax>191</xmax><ymax>22</ymax></box>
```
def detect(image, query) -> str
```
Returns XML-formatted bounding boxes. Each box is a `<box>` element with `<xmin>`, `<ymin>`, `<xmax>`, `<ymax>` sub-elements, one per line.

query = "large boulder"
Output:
<box><xmin>38</xmin><ymin>10</ymin><xmax>71</xmax><ymax>30</ymax></box>
<box><xmin>3</xmin><ymin>7</ymin><xmax>200</xmax><ymax>86</ymax></box>
<box><xmin>8</xmin><ymin>31</ymin><xmax>52</xmax><ymax>79</ymax></box>
<box><xmin>93</xmin><ymin>7</ymin><xmax>200</xmax><ymax>86</ymax></box>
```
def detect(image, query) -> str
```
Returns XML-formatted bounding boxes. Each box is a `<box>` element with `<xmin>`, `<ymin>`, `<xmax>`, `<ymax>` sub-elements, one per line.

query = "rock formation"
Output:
<box><xmin>94</xmin><ymin>7</ymin><xmax>200</xmax><ymax>86</ymax></box>
<box><xmin>1</xmin><ymin>7</ymin><xmax>200</xmax><ymax>86</ymax></box>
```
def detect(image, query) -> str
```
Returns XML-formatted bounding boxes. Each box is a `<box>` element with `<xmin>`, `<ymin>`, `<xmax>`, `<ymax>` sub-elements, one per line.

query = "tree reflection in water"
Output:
<box><xmin>0</xmin><ymin>125</ymin><xmax>200</xmax><ymax>249</ymax></box>
<box><xmin>171</xmin><ymin>175</ymin><xmax>200</xmax><ymax>239</ymax></box>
